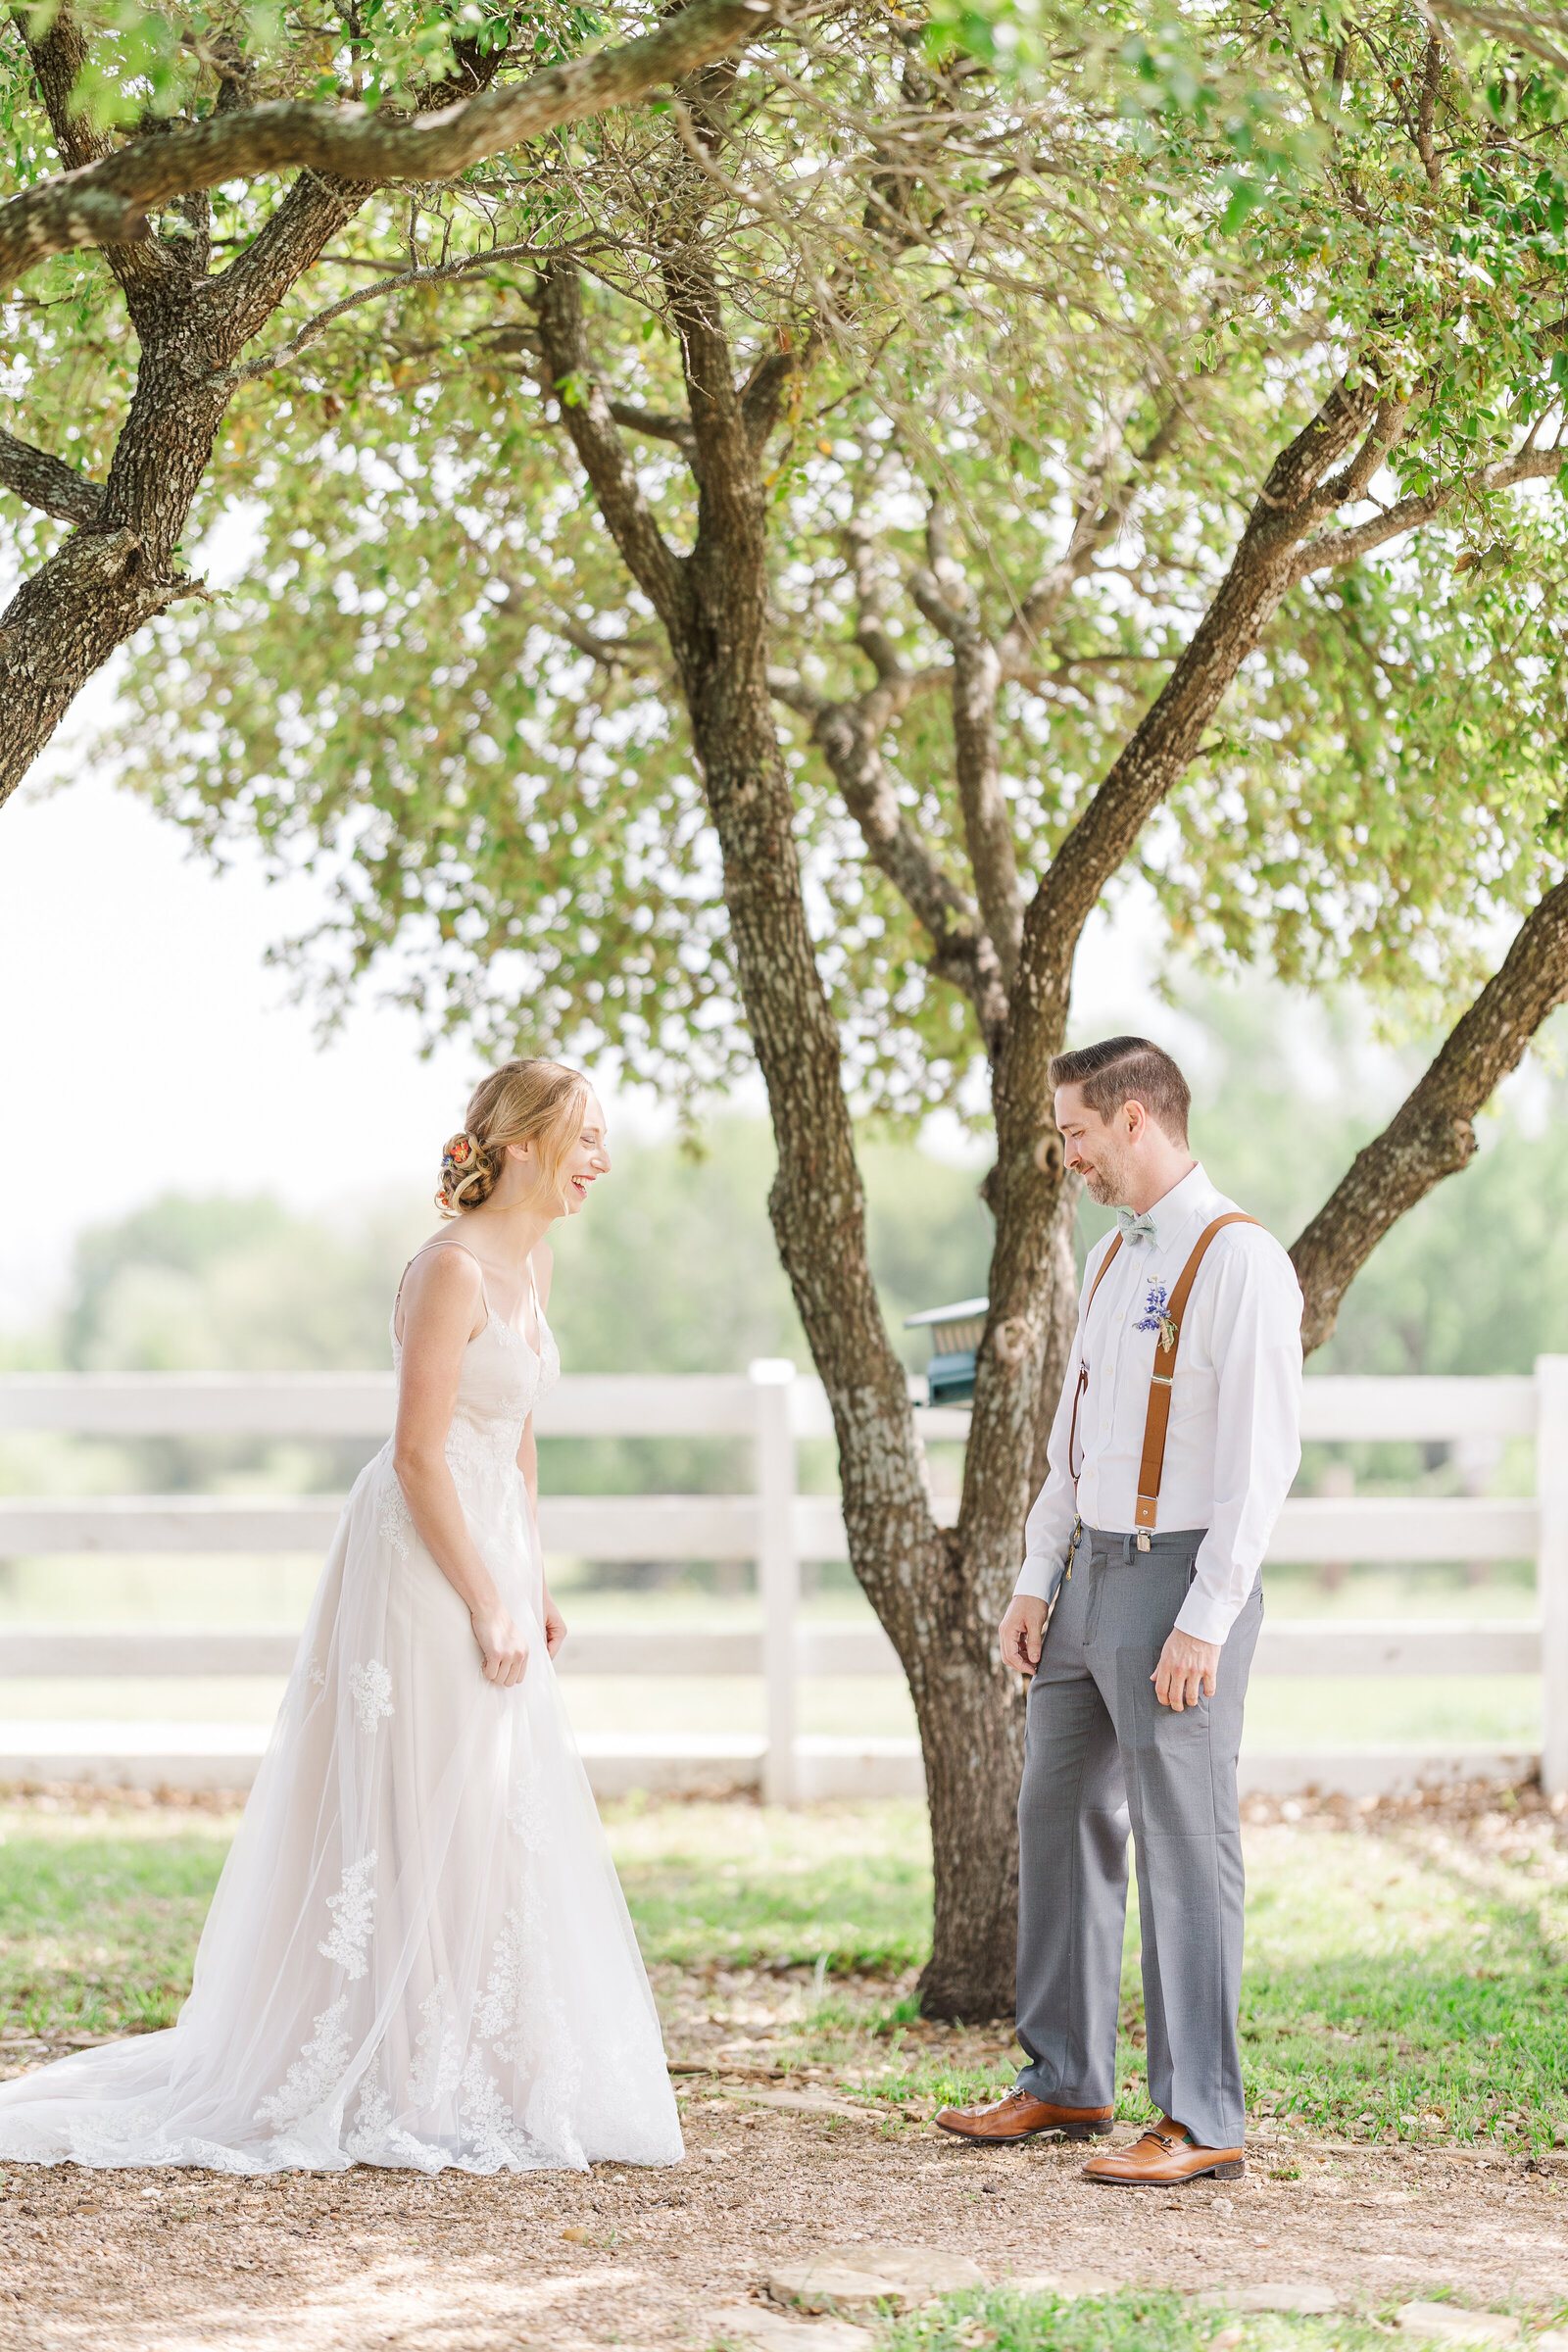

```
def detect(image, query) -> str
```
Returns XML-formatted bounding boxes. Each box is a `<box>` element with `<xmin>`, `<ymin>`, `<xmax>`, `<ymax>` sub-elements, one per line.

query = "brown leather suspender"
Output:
<box><xmin>1132</xmin><ymin>1212</ymin><xmax>1259</xmax><ymax>1538</ymax></box>
<box><xmin>1069</xmin><ymin>1211</ymin><xmax>1260</xmax><ymax>1544</ymax></box>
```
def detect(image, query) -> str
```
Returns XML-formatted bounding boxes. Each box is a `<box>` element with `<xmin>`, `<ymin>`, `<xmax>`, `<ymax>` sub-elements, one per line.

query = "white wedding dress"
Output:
<box><xmin>0</xmin><ymin>1248</ymin><xmax>683</xmax><ymax>2175</ymax></box>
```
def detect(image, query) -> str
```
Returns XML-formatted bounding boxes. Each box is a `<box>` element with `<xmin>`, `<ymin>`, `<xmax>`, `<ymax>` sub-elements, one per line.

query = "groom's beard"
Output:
<box><xmin>1078</xmin><ymin>1145</ymin><xmax>1133</xmax><ymax>1207</ymax></box>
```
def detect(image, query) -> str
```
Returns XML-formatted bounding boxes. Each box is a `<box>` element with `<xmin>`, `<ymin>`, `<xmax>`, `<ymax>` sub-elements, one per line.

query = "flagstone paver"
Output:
<box><xmin>767</xmin><ymin>2245</ymin><xmax>985</xmax><ymax>2313</ymax></box>
<box><xmin>1396</xmin><ymin>2308</ymin><xmax>1522</xmax><ymax>2345</ymax></box>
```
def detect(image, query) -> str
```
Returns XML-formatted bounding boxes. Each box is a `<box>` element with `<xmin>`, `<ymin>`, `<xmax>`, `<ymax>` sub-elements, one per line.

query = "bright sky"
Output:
<box><xmin>0</xmin><ymin>756</ymin><xmax>490</xmax><ymax>1322</ymax></box>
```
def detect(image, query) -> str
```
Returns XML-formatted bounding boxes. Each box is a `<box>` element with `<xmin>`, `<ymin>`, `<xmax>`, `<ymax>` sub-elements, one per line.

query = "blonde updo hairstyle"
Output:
<box><xmin>436</xmin><ymin>1058</ymin><xmax>591</xmax><ymax>1218</ymax></box>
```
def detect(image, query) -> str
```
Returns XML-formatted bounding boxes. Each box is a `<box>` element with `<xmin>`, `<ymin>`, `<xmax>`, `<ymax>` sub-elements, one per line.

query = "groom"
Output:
<box><xmin>937</xmin><ymin>1037</ymin><xmax>1303</xmax><ymax>2184</ymax></box>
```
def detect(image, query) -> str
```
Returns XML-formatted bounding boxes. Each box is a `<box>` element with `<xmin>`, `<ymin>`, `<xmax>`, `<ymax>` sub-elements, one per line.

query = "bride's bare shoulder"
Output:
<box><xmin>396</xmin><ymin>1237</ymin><xmax>487</xmax><ymax>1336</ymax></box>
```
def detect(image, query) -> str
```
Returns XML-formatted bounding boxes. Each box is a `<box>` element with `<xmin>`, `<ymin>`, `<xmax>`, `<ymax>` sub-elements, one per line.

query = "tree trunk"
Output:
<box><xmin>0</xmin><ymin>339</ymin><xmax>231</xmax><ymax>788</ymax></box>
<box><xmin>913</xmin><ymin>1646</ymin><xmax>1025</xmax><ymax>2019</ymax></box>
<box><xmin>536</xmin><ymin>244</ymin><xmax>1035</xmax><ymax>2013</ymax></box>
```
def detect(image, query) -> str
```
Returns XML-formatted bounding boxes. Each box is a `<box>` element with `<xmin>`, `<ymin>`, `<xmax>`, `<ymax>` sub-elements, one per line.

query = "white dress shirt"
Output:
<box><xmin>1014</xmin><ymin>1163</ymin><xmax>1303</xmax><ymax>1645</ymax></box>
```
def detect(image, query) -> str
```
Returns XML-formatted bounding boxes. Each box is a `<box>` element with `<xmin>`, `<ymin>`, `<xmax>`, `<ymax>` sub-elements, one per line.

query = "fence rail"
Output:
<box><xmin>0</xmin><ymin>1362</ymin><xmax>1563</xmax><ymax>1802</ymax></box>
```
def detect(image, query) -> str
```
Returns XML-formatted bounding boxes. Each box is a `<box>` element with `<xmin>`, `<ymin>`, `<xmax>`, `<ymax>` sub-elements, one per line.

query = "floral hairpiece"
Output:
<box><xmin>443</xmin><ymin>1133</ymin><xmax>474</xmax><ymax>1168</ymax></box>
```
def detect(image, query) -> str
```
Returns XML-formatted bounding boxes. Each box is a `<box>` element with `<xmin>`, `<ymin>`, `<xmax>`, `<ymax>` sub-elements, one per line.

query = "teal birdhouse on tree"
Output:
<box><xmin>905</xmin><ymin>1298</ymin><xmax>988</xmax><ymax>1407</ymax></box>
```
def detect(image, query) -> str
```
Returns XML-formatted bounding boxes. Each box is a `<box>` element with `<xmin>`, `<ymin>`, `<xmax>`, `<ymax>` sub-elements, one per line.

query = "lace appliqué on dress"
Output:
<box><xmin>457</xmin><ymin>2047</ymin><xmax>556</xmax><ymax>2173</ymax></box>
<box><xmin>318</xmin><ymin>1852</ymin><xmax>378</xmax><ymax>1980</ymax></box>
<box><xmin>377</xmin><ymin>1467</ymin><xmax>414</xmax><ymax>1561</ymax></box>
<box><xmin>348</xmin><ymin>1659</ymin><xmax>393</xmax><ymax>1735</ymax></box>
<box><xmin>344</xmin><ymin>2081</ymin><xmax>394</xmax><ymax>2163</ymax></box>
<box><xmin>444</xmin><ymin>1413</ymin><xmax>518</xmax><ymax>1486</ymax></box>
<box><xmin>506</xmin><ymin>1768</ymin><xmax>551</xmax><ymax>1855</ymax></box>
<box><xmin>409</xmin><ymin>1978</ymin><xmax>464</xmax><ymax>2109</ymax></box>
<box><xmin>254</xmin><ymin>1995</ymin><xmax>352</xmax><ymax>2130</ymax></box>
<box><xmin>472</xmin><ymin>1887</ymin><xmax>583</xmax><ymax>2163</ymax></box>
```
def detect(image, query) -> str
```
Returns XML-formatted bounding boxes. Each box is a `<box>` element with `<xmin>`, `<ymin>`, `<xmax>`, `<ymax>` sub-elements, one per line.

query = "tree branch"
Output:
<box><xmin>0</xmin><ymin>427</ymin><xmax>104</xmax><ymax>524</ymax></box>
<box><xmin>1019</xmin><ymin>374</ymin><xmax>1381</xmax><ymax>983</ymax></box>
<box><xmin>0</xmin><ymin>0</ymin><xmax>777</xmax><ymax>294</ymax></box>
<box><xmin>782</xmin><ymin>505</ymin><xmax>1013</xmax><ymax>1043</ymax></box>
<box><xmin>217</xmin><ymin>240</ymin><xmax>544</xmax><ymax>388</ymax></box>
<box><xmin>1001</xmin><ymin>387</ymin><xmax>1168</xmax><ymax>655</ymax></box>
<box><xmin>740</xmin><ymin>326</ymin><xmax>818</xmax><ymax>452</ymax></box>
<box><xmin>909</xmin><ymin>556</ymin><xmax>1022</xmax><ymax>989</ymax></box>
<box><xmin>533</xmin><ymin>260</ymin><xmax>688</xmax><ymax>630</ymax></box>
<box><xmin>608</xmin><ymin>400</ymin><xmax>697</xmax><ymax>451</ymax></box>
<box><xmin>1421</xmin><ymin>1</ymin><xmax>1568</xmax><ymax>74</ymax></box>
<box><xmin>1415</xmin><ymin>31</ymin><xmax>1444</xmax><ymax>194</ymax></box>
<box><xmin>1292</xmin><ymin>878</ymin><xmax>1568</xmax><ymax>1352</ymax></box>
<box><xmin>769</xmin><ymin>658</ymin><xmax>1010</xmax><ymax>1050</ymax></box>
<box><xmin>1290</xmin><ymin>444</ymin><xmax>1565</xmax><ymax>582</ymax></box>
<box><xmin>1313</xmin><ymin>394</ymin><xmax>1411</xmax><ymax>513</ymax></box>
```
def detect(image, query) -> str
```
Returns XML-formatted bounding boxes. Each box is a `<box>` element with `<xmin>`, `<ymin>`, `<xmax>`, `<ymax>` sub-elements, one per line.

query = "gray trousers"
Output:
<box><xmin>1014</xmin><ymin>1523</ymin><xmax>1261</xmax><ymax>2149</ymax></box>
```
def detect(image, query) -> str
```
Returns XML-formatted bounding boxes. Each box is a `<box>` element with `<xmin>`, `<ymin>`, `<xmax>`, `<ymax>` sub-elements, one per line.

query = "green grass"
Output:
<box><xmin>1232</xmin><ymin>1816</ymin><xmax>1568</xmax><ymax>2149</ymax></box>
<box><xmin>607</xmin><ymin>1796</ymin><xmax>933</xmax><ymax>1973</ymax></box>
<box><xmin>0</xmin><ymin>1805</ymin><xmax>232</xmax><ymax>2034</ymax></box>
<box><xmin>880</xmin><ymin>2289</ymin><xmax>1568</xmax><ymax>2352</ymax></box>
<box><xmin>2</xmin><ymin>1794</ymin><xmax>1565</xmax><ymax>2152</ymax></box>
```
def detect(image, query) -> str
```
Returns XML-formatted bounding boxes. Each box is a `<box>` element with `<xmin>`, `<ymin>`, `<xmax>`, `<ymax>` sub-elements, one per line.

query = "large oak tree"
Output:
<box><xmin>24</xmin><ymin>0</ymin><xmax>1568</xmax><ymax>2013</ymax></box>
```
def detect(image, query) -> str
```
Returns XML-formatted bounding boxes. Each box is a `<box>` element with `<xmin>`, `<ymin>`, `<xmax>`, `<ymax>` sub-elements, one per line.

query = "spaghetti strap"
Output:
<box><xmin>392</xmin><ymin>1239</ymin><xmax>491</xmax><ymax>1343</ymax></box>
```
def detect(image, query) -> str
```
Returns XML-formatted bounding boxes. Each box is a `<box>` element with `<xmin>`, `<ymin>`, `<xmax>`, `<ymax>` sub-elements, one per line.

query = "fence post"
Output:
<box><xmin>750</xmin><ymin>1357</ymin><xmax>798</xmax><ymax>1807</ymax></box>
<box><xmin>1536</xmin><ymin>1355</ymin><xmax>1568</xmax><ymax>1799</ymax></box>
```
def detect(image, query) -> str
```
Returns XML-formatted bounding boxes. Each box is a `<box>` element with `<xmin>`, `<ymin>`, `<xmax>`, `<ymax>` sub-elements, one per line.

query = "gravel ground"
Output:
<box><xmin>2</xmin><ymin>1780</ymin><xmax>1566</xmax><ymax>2351</ymax></box>
<box><xmin>2</xmin><ymin>2018</ymin><xmax>1565</xmax><ymax>2351</ymax></box>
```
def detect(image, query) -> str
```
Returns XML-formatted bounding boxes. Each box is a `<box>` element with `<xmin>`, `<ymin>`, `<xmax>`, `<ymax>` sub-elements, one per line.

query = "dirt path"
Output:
<box><xmin>4</xmin><ymin>1780</ymin><xmax>1567</xmax><ymax>2349</ymax></box>
<box><xmin>4</xmin><ymin>2086</ymin><xmax>1565</xmax><ymax>2351</ymax></box>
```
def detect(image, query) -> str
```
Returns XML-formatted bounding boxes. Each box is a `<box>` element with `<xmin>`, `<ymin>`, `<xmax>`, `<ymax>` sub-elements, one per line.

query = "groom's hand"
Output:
<box><xmin>1000</xmin><ymin>1595</ymin><xmax>1049</xmax><ymax>1676</ymax></box>
<box><xmin>1152</xmin><ymin>1630</ymin><xmax>1220</xmax><ymax>1711</ymax></box>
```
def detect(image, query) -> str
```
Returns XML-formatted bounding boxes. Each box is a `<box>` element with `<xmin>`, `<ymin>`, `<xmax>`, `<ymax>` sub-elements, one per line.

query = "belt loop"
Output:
<box><xmin>1121</xmin><ymin>1534</ymin><xmax>1134</xmax><ymax>1567</ymax></box>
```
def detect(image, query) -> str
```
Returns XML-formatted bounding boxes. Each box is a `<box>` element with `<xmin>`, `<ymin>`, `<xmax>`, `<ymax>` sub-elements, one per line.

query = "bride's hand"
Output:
<box><xmin>472</xmin><ymin>1608</ymin><xmax>529</xmax><ymax>1687</ymax></box>
<box><xmin>543</xmin><ymin>1591</ymin><xmax>567</xmax><ymax>1659</ymax></box>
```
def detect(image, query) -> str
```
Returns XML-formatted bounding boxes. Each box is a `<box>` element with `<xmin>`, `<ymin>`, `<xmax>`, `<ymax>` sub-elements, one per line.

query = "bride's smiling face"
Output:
<box><xmin>560</xmin><ymin>1092</ymin><xmax>610</xmax><ymax>1214</ymax></box>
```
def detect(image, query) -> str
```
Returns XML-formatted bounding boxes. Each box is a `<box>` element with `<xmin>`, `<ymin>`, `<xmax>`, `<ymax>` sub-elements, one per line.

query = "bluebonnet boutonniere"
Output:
<box><xmin>1135</xmin><ymin>1283</ymin><xmax>1180</xmax><ymax>1351</ymax></box>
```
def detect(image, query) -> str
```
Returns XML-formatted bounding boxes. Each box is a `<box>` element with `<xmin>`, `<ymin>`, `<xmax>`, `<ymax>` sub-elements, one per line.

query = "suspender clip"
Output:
<box><xmin>1136</xmin><ymin>1531</ymin><xmax>1151</xmax><ymax>1552</ymax></box>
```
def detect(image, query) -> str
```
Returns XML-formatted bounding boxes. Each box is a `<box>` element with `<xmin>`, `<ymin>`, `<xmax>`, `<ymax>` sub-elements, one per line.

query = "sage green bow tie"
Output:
<box><xmin>1116</xmin><ymin>1208</ymin><xmax>1158</xmax><ymax>1244</ymax></box>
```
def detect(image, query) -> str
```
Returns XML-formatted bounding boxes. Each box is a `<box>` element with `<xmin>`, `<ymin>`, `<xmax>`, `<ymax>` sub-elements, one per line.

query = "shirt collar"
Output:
<box><xmin>1135</xmin><ymin>1162</ymin><xmax>1218</xmax><ymax>1251</ymax></box>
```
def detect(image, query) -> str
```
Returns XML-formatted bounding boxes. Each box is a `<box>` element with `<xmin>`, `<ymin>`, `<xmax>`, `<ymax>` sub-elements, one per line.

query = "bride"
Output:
<box><xmin>0</xmin><ymin>1057</ymin><xmax>684</xmax><ymax>2176</ymax></box>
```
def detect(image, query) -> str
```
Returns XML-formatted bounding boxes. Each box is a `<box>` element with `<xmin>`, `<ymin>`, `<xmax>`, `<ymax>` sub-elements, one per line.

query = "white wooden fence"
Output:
<box><xmin>0</xmin><ymin>1360</ymin><xmax>1563</xmax><ymax>1802</ymax></box>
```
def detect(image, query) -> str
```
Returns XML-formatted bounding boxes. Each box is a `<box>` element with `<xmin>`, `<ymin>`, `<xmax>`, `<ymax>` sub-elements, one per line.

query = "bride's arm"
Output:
<box><xmin>520</xmin><ymin>1243</ymin><xmax>566</xmax><ymax>1658</ymax></box>
<box><xmin>393</xmin><ymin>1248</ymin><xmax>530</xmax><ymax>1687</ymax></box>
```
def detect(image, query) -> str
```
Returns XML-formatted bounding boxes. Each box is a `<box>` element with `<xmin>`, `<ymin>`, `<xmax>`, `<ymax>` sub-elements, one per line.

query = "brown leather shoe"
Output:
<box><xmin>934</xmin><ymin>2087</ymin><xmax>1114</xmax><ymax>2143</ymax></box>
<box><xmin>1082</xmin><ymin>2117</ymin><xmax>1244</xmax><ymax>2185</ymax></box>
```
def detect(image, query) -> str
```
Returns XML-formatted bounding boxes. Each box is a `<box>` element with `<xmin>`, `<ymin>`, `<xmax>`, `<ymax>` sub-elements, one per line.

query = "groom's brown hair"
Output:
<box><xmin>1050</xmin><ymin>1035</ymin><xmax>1191</xmax><ymax>1145</ymax></box>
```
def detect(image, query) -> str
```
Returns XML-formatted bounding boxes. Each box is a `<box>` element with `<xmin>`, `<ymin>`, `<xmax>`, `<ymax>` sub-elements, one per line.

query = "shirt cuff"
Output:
<box><xmin>1013</xmin><ymin>1554</ymin><xmax>1064</xmax><ymax>1603</ymax></box>
<box><xmin>1172</xmin><ymin>1581</ymin><xmax>1249</xmax><ymax>1646</ymax></box>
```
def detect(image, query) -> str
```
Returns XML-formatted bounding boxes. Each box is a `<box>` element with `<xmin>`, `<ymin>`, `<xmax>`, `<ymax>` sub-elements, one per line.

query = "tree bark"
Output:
<box><xmin>0</xmin><ymin>170</ymin><xmax>368</xmax><ymax>800</ymax></box>
<box><xmin>0</xmin><ymin>429</ymin><xmax>105</xmax><ymax>524</ymax></box>
<box><xmin>0</xmin><ymin>0</ymin><xmax>774</xmax><ymax>292</ymax></box>
<box><xmin>1292</xmin><ymin>878</ymin><xmax>1568</xmax><ymax>1353</ymax></box>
